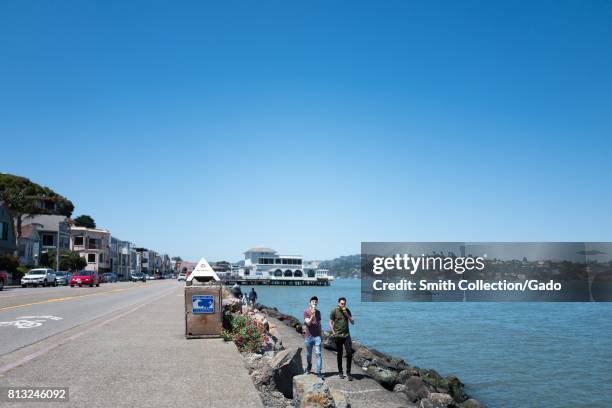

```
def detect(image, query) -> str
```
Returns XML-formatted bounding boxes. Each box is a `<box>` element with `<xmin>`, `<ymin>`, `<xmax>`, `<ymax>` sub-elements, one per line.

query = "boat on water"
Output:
<box><xmin>220</xmin><ymin>247</ymin><xmax>334</xmax><ymax>286</ymax></box>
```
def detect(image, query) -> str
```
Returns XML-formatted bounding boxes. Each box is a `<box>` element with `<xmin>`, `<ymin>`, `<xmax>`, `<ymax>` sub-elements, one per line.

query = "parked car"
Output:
<box><xmin>146</xmin><ymin>274</ymin><xmax>155</xmax><ymax>280</ymax></box>
<box><xmin>70</xmin><ymin>270</ymin><xmax>100</xmax><ymax>287</ymax></box>
<box><xmin>130</xmin><ymin>272</ymin><xmax>146</xmax><ymax>282</ymax></box>
<box><xmin>55</xmin><ymin>271</ymin><xmax>71</xmax><ymax>286</ymax></box>
<box><xmin>0</xmin><ymin>270</ymin><xmax>8</xmax><ymax>291</ymax></box>
<box><xmin>21</xmin><ymin>268</ymin><xmax>57</xmax><ymax>287</ymax></box>
<box><xmin>177</xmin><ymin>272</ymin><xmax>186</xmax><ymax>281</ymax></box>
<box><xmin>104</xmin><ymin>272</ymin><xmax>118</xmax><ymax>283</ymax></box>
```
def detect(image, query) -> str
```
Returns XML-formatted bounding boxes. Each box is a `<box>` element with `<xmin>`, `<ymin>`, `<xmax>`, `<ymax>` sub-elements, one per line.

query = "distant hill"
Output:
<box><xmin>319</xmin><ymin>254</ymin><xmax>360</xmax><ymax>278</ymax></box>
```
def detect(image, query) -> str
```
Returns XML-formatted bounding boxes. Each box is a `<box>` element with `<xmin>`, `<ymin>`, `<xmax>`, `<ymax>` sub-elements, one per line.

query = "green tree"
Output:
<box><xmin>172</xmin><ymin>256</ymin><xmax>183</xmax><ymax>261</ymax></box>
<box><xmin>0</xmin><ymin>174</ymin><xmax>74</xmax><ymax>242</ymax></box>
<box><xmin>73</xmin><ymin>215</ymin><xmax>96</xmax><ymax>229</ymax></box>
<box><xmin>0</xmin><ymin>254</ymin><xmax>19</xmax><ymax>273</ymax></box>
<box><xmin>46</xmin><ymin>250</ymin><xmax>87</xmax><ymax>271</ymax></box>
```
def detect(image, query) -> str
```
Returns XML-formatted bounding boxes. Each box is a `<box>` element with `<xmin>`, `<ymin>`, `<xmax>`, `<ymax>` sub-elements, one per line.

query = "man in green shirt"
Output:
<box><xmin>329</xmin><ymin>297</ymin><xmax>355</xmax><ymax>380</ymax></box>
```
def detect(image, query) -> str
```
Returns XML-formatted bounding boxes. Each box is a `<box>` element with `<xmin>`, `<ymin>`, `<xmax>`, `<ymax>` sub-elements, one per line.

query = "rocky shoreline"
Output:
<box><xmin>255</xmin><ymin>303</ymin><xmax>486</xmax><ymax>408</ymax></box>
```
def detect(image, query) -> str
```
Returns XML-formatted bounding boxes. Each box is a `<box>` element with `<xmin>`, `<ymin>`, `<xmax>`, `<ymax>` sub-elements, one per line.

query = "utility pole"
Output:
<box><xmin>56</xmin><ymin>223</ymin><xmax>60</xmax><ymax>272</ymax></box>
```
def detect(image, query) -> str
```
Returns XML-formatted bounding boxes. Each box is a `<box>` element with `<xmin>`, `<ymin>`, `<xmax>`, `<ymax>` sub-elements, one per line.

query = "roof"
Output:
<box><xmin>21</xmin><ymin>214</ymin><xmax>69</xmax><ymax>231</ymax></box>
<box><xmin>70</xmin><ymin>225</ymin><xmax>111</xmax><ymax>234</ymax></box>
<box><xmin>244</xmin><ymin>247</ymin><xmax>277</xmax><ymax>254</ymax></box>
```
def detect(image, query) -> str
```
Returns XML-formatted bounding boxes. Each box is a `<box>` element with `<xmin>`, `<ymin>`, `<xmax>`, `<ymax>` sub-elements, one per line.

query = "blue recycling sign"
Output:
<box><xmin>192</xmin><ymin>295</ymin><xmax>215</xmax><ymax>314</ymax></box>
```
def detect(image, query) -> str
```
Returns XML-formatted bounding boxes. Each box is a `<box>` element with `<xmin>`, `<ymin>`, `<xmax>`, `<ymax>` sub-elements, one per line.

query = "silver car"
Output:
<box><xmin>55</xmin><ymin>271</ymin><xmax>71</xmax><ymax>286</ymax></box>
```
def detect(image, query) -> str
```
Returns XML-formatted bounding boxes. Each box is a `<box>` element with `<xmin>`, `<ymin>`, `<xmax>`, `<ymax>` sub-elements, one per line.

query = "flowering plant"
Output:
<box><xmin>224</xmin><ymin>314</ymin><xmax>264</xmax><ymax>353</ymax></box>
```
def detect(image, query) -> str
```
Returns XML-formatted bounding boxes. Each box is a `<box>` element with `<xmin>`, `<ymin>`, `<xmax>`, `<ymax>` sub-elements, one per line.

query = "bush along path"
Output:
<box><xmin>256</xmin><ymin>303</ymin><xmax>487</xmax><ymax>408</ymax></box>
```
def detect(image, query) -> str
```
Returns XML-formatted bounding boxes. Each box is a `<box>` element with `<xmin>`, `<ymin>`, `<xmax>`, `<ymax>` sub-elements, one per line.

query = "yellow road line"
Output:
<box><xmin>0</xmin><ymin>284</ymin><xmax>149</xmax><ymax>312</ymax></box>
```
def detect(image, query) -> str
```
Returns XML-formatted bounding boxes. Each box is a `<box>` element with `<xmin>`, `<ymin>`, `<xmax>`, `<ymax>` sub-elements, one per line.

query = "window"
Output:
<box><xmin>0</xmin><ymin>222</ymin><xmax>8</xmax><ymax>241</ymax></box>
<box><xmin>42</xmin><ymin>234</ymin><xmax>55</xmax><ymax>246</ymax></box>
<box><xmin>74</xmin><ymin>236</ymin><xmax>84</xmax><ymax>246</ymax></box>
<box><xmin>88</xmin><ymin>238</ymin><xmax>101</xmax><ymax>250</ymax></box>
<box><xmin>88</xmin><ymin>253</ymin><xmax>96</xmax><ymax>263</ymax></box>
<box><xmin>99</xmin><ymin>254</ymin><xmax>104</xmax><ymax>263</ymax></box>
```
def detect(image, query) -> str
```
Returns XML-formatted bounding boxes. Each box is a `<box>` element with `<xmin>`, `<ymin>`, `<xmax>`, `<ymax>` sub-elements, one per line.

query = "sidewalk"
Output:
<box><xmin>1</xmin><ymin>286</ymin><xmax>263</xmax><ymax>408</ymax></box>
<box><xmin>271</xmin><ymin>317</ymin><xmax>414</xmax><ymax>408</ymax></box>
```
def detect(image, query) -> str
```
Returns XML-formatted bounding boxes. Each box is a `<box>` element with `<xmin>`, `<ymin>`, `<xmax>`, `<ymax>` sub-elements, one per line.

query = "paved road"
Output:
<box><xmin>0</xmin><ymin>280</ymin><xmax>180</xmax><ymax>356</ymax></box>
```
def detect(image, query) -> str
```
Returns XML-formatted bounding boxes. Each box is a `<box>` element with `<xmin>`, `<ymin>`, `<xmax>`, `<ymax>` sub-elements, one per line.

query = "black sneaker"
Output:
<box><xmin>347</xmin><ymin>374</ymin><xmax>354</xmax><ymax>381</ymax></box>
<box><xmin>318</xmin><ymin>373</ymin><xmax>324</xmax><ymax>380</ymax></box>
<box><xmin>305</xmin><ymin>366</ymin><xmax>312</xmax><ymax>374</ymax></box>
<box><xmin>338</xmin><ymin>373</ymin><xmax>345</xmax><ymax>379</ymax></box>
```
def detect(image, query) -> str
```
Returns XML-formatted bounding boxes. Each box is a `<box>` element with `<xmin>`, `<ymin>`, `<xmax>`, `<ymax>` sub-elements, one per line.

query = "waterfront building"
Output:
<box><xmin>232</xmin><ymin>247</ymin><xmax>332</xmax><ymax>285</ymax></box>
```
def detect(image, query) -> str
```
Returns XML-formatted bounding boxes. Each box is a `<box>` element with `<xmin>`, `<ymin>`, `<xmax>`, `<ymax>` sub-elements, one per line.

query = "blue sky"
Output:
<box><xmin>1</xmin><ymin>1</ymin><xmax>611</xmax><ymax>262</ymax></box>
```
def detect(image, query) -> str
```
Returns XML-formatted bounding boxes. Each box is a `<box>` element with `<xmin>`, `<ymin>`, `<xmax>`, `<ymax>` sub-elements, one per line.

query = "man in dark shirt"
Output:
<box><xmin>248</xmin><ymin>288</ymin><xmax>258</xmax><ymax>306</ymax></box>
<box><xmin>303</xmin><ymin>296</ymin><xmax>323</xmax><ymax>378</ymax></box>
<box><xmin>329</xmin><ymin>297</ymin><xmax>355</xmax><ymax>380</ymax></box>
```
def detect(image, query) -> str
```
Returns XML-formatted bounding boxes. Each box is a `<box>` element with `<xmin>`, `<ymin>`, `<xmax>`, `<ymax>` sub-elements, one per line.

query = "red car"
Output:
<box><xmin>0</xmin><ymin>270</ymin><xmax>8</xmax><ymax>291</ymax></box>
<box><xmin>70</xmin><ymin>270</ymin><xmax>100</xmax><ymax>287</ymax></box>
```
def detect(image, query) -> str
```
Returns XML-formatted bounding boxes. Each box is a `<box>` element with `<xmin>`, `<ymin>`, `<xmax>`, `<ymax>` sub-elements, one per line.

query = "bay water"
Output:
<box><xmin>248</xmin><ymin>278</ymin><xmax>612</xmax><ymax>407</ymax></box>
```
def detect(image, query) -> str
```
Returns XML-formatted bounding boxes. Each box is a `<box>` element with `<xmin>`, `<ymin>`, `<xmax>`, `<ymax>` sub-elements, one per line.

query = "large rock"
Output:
<box><xmin>419</xmin><ymin>368</ymin><xmax>449</xmax><ymax>393</ymax></box>
<box><xmin>243</xmin><ymin>352</ymin><xmax>265</xmax><ymax>373</ymax></box>
<box><xmin>251</xmin><ymin>361</ymin><xmax>276</xmax><ymax>391</ymax></box>
<box><xmin>270</xmin><ymin>347</ymin><xmax>304</xmax><ymax>398</ymax></box>
<box><xmin>260</xmin><ymin>390</ymin><xmax>292</xmax><ymax>408</ymax></box>
<box><xmin>330</xmin><ymin>389</ymin><xmax>350</xmax><ymax>408</ymax></box>
<box><xmin>366</xmin><ymin>365</ymin><xmax>399</xmax><ymax>390</ymax></box>
<box><xmin>403</xmin><ymin>376</ymin><xmax>430</xmax><ymax>402</ymax></box>
<box><xmin>461</xmin><ymin>399</ymin><xmax>486</xmax><ymax>408</ymax></box>
<box><xmin>446</xmin><ymin>375</ymin><xmax>467</xmax><ymax>402</ymax></box>
<box><xmin>429</xmin><ymin>393</ymin><xmax>455</xmax><ymax>407</ymax></box>
<box><xmin>322</xmin><ymin>332</ymin><xmax>337</xmax><ymax>351</ymax></box>
<box><xmin>292</xmin><ymin>374</ymin><xmax>334</xmax><ymax>408</ymax></box>
<box><xmin>351</xmin><ymin>341</ymin><xmax>376</xmax><ymax>364</ymax></box>
<box><xmin>397</xmin><ymin>367</ymin><xmax>420</xmax><ymax>384</ymax></box>
<box><xmin>393</xmin><ymin>384</ymin><xmax>407</xmax><ymax>393</ymax></box>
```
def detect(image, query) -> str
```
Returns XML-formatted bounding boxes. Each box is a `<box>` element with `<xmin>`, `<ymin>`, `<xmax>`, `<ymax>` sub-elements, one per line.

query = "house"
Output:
<box><xmin>71</xmin><ymin>226</ymin><xmax>111</xmax><ymax>273</ymax></box>
<box><xmin>0</xmin><ymin>201</ymin><xmax>17</xmax><ymax>256</ymax></box>
<box><xmin>110</xmin><ymin>237</ymin><xmax>136</xmax><ymax>280</ymax></box>
<box><xmin>17</xmin><ymin>225</ymin><xmax>41</xmax><ymax>266</ymax></box>
<box><xmin>135</xmin><ymin>248</ymin><xmax>156</xmax><ymax>275</ymax></box>
<box><xmin>176</xmin><ymin>260</ymin><xmax>197</xmax><ymax>276</ymax></box>
<box><xmin>20</xmin><ymin>214</ymin><xmax>70</xmax><ymax>257</ymax></box>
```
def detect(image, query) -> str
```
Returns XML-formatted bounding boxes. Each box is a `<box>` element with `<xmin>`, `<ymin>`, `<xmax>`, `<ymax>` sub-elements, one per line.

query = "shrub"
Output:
<box><xmin>224</xmin><ymin>313</ymin><xmax>264</xmax><ymax>353</ymax></box>
<box><xmin>0</xmin><ymin>254</ymin><xmax>19</xmax><ymax>272</ymax></box>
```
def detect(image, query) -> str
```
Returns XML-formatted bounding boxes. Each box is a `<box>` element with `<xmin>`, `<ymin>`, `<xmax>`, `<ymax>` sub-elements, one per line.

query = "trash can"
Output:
<box><xmin>185</xmin><ymin>284</ymin><xmax>223</xmax><ymax>339</ymax></box>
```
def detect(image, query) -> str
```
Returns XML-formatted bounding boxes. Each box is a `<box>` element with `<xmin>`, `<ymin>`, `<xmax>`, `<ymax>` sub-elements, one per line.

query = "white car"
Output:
<box><xmin>22</xmin><ymin>268</ymin><xmax>57</xmax><ymax>287</ymax></box>
<box><xmin>177</xmin><ymin>272</ymin><xmax>186</xmax><ymax>281</ymax></box>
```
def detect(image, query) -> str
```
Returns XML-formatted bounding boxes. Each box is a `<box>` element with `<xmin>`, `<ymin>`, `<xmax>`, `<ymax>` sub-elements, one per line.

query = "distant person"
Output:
<box><xmin>303</xmin><ymin>296</ymin><xmax>323</xmax><ymax>379</ymax></box>
<box><xmin>248</xmin><ymin>288</ymin><xmax>258</xmax><ymax>306</ymax></box>
<box><xmin>329</xmin><ymin>297</ymin><xmax>355</xmax><ymax>380</ymax></box>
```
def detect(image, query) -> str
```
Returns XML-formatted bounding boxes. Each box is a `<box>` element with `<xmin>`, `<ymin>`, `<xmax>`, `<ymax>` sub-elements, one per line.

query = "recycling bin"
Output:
<box><xmin>185</xmin><ymin>284</ymin><xmax>223</xmax><ymax>339</ymax></box>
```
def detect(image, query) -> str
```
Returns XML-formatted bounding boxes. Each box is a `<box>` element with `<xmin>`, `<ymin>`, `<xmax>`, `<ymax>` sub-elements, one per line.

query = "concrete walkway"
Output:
<box><xmin>271</xmin><ymin>316</ymin><xmax>414</xmax><ymax>408</ymax></box>
<box><xmin>1</xmin><ymin>286</ymin><xmax>263</xmax><ymax>408</ymax></box>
